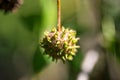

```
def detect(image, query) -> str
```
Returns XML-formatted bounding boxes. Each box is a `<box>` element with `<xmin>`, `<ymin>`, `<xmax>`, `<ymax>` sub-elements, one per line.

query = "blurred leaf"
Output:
<box><xmin>69</xmin><ymin>49</ymin><xmax>83</xmax><ymax>80</ymax></box>
<box><xmin>33</xmin><ymin>46</ymin><xmax>47</xmax><ymax>73</ymax></box>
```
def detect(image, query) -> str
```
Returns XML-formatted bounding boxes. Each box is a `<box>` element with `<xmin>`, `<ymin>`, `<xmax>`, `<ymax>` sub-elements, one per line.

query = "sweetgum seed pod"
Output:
<box><xmin>41</xmin><ymin>26</ymin><xmax>80</xmax><ymax>63</ymax></box>
<box><xmin>0</xmin><ymin>0</ymin><xmax>23</xmax><ymax>13</ymax></box>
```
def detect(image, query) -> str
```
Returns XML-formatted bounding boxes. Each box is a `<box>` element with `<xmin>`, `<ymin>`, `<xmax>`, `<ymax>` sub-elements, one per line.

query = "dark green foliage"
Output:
<box><xmin>33</xmin><ymin>46</ymin><xmax>47</xmax><ymax>73</ymax></box>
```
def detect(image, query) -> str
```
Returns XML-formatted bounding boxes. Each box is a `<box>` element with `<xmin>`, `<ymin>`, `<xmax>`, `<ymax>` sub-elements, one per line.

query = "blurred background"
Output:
<box><xmin>0</xmin><ymin>0</ymin><xmax>120</xmax><ymax>80</ymax></box>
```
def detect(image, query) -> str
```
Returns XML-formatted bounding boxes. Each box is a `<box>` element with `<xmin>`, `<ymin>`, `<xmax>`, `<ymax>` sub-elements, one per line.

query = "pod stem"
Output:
<box><xmin>57</xmin><ymin>0</ymin><xmax>61</xmax><ymax>32</ymax></box>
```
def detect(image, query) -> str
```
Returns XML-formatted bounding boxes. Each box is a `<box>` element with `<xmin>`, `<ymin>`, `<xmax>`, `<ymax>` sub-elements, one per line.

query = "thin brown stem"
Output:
<box><xmin>57</xmin><ymin>0</ymin><xmax>61</xmax><ymax>32</ymax></box>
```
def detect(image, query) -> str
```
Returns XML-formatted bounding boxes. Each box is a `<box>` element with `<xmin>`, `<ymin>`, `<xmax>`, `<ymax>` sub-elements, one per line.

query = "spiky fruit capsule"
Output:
<box><xmin>0</xmin><ymin>0</ymin><xmax>23</xmax><ymax>13</ymax></box>
<box><xmin>41</xmin><ymin>27</ymin><xmax>80</xmax><ymax>63</ymax></box>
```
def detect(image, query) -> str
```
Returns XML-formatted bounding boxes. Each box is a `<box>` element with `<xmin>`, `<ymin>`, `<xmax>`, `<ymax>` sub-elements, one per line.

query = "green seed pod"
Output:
<box><xmin>40</xmin><ymin>27</ymin><xmax>80</xmax><ymax>63</ymax></box>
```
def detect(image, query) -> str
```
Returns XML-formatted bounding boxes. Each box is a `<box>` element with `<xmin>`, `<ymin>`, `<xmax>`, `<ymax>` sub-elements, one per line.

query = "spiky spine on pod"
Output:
<box><xmin>41</xmin><ymin>27</ymin><xmax>80</xmax><ymax>63</ymax></box>
<box><xmin>0</xmin><ymin>0</ymin><xmax>23</xmax><ymax>13</ymax></box>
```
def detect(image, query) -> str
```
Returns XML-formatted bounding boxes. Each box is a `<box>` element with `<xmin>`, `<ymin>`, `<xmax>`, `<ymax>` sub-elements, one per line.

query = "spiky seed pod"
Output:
<box><xmin>41</xmin><ymin>27</ymin><xmax>80</xmax><ymax>63</ymax></box>
<box><xmin>0</xmin><ymin>0</ymin><xmax>23</xmax><ymax>13</ymax></box>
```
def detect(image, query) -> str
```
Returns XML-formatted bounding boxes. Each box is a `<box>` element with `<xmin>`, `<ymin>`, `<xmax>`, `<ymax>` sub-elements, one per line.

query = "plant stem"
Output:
<box><xmin>57</xmin><ymin>0</ymin><xmax>61</xmax><ymax>32</ymax></box>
